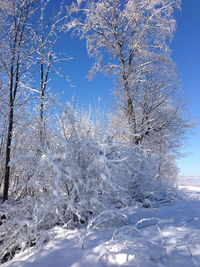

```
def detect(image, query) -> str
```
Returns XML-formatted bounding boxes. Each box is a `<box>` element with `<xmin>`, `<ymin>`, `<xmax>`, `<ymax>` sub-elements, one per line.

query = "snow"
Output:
<box><xmin>3</xmin><ymin>176</ymin><xmax>200</xmax><ymax>267</ymax></box>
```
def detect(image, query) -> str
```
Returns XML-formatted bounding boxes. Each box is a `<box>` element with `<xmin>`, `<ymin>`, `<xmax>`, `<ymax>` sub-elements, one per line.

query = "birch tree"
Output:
<box><xmin>67</xmin><ymin>0</ymin><xmax>183</xmax><ymax>145</ymax></box>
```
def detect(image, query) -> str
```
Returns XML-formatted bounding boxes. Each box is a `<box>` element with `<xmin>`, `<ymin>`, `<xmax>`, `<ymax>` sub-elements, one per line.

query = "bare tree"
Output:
<box><xmin>32</xmin><ymin>0</ymin><xmax>71</xmax><ymax>148</ymax></box>
<box><xmin>0</xmin><ymin>0</ymin><xmax>37</xmax><ymax>201</ymax></box>
<box><xmin>0</xmin><ymin>0</ymin><xmax>72</xmax><ymax>200</ymax></box>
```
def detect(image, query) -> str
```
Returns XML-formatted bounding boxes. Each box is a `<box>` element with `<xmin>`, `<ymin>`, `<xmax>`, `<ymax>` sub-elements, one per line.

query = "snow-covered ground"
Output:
<box><xmin>3</xmin><ymin>176</ymin><xmax>200</xmax><ymax>267</ymax></box>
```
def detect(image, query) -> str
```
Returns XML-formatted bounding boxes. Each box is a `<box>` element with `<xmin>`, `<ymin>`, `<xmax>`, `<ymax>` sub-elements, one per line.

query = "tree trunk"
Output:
<box><xmin>122</xmin><ymin>71</ymin><xmax>137</xmax><ymax>143</ymax></box>
<box><xmin>3</xmin><ymin>105</ymin><xmax>14</xmax><ymax>201</ymax></box>
<box><xmin>40</xmin><ymin>59</ymin><xmax>44</xmax><ymax>146</ymax></box>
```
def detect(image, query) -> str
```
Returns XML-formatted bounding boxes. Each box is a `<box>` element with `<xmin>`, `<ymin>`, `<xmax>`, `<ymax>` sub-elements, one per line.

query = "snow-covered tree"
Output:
<box><xmin>0</xmin><ymin>0</ymin><xmax>38</xmax><ymax>201</ymax></box>
<box><xmin>67</xmin><ymin>0</ymin><xmax>183</xmax><ymax>145</ymax></box>
<box><xmin>33</xmin><ymin>0</ymin><xmax>71</xmax><ymax>148</ymax></box>
<box><xmin>0</xmin><ymin>0</ymin><xmax>71</xmax><ymax>200</ymax></box>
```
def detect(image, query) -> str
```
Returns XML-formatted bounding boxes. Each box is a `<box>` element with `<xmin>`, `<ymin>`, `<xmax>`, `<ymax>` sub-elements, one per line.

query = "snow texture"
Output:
<box><xmin>3</xmin><ymin>176</ymin><xmax>200</xmax><ymax>267</ymax></box>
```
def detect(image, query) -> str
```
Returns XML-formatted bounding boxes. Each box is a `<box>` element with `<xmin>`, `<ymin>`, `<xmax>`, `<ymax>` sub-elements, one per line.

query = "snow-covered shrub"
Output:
<box><xmin>102</xmin><ymin>141</ymin><xmax>178</xmax><ymax>206</ymax></box>
<box><xmin>27</xmin><ymin>104</ymin><xmax>124</xmax><ymax>224</ymax></box>
<box><xmin>88</xmin><ymin>210</ymin><xmax>130</xmax><ymax>230</ymax></box>
<box><xmin>0</xmin><ymin>103</ymin><xmax>179</xmax><ymax>263</ymax></box>
<box><xmin>0</xmin><ymin>198</ymin><xmax>53</xmax><ymax>263</ymax></box>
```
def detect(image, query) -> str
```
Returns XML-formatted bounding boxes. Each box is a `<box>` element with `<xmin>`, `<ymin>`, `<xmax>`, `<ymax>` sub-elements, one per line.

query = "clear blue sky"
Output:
<box><xmin>51</xmin><ymin>0</ymin><xmax>200</xmax><ymax>176</ymax></box>
<box><xmin>171</xmin><ymin>0</ymin><xmax>200</xmax><ymax>176</ymax></box>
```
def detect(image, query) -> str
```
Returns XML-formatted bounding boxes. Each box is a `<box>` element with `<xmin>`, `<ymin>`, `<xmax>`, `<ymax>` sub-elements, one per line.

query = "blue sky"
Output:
<box><xmin>51</xmin><ymin>0</ymin><xmax>200</xmax><ymax>176</ymax></box>
<box><xmin>171</xmin><ymin>0</ymin><xmax>200</xmax><ymax>176</ymax></box>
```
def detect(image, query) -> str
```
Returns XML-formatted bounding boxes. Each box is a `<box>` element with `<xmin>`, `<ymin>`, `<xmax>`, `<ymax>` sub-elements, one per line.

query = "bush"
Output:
<box><xmin>0</xmin><ymin>103</ymin><xmax>178</xmax><ymax>263</ymax></box>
